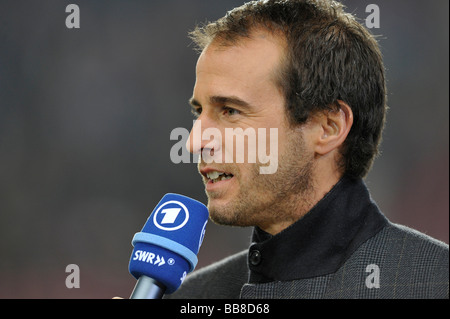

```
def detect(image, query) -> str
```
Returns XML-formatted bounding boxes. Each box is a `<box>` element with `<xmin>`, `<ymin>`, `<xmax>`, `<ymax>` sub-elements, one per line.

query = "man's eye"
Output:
<box><xmin>191</xmin><ymin>107</ymin><xmax>202</xmax><ymax>118</ymax></box>
<box><xmin>223</xmin><ymin>107</ymin><xmax>240</xmax><ymax>116</ymax></box>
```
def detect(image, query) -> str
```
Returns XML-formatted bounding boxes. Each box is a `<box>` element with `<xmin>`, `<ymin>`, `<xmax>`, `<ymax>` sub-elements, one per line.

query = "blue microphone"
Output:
<box><xmin>128</xmin><ymin>193</ymin><xmax>209</xmax><ymax>298</ymax></box>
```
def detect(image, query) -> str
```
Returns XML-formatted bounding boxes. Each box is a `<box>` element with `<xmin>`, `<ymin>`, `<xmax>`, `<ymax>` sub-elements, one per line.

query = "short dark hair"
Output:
<box><xmin>190</xmin><ymin>0</ymin><xmax>387</xmax><ymax>178</ymax></box>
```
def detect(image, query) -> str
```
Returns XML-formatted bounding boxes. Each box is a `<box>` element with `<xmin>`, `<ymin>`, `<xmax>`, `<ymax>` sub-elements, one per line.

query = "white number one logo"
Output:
<box><xmin>160</xmin><ymin>208</ymin><xmax>182</xmax><ymax>224</ymax></box>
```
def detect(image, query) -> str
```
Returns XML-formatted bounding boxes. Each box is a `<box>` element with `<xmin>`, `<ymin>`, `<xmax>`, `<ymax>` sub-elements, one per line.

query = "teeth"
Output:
<box><xmin>207</xmin><ymin>171</ymin><xmax>222</xmax><ymax>180</ymax></box>
<box><xmin>206</xmin><ymin>171</ymin><xmax>233</xmax><ymax>183</ymax></box>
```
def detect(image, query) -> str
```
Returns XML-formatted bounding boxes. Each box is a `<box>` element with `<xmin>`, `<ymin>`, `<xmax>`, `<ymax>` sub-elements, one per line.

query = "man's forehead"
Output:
<box><xmin>196</xmin><ymin>31</ymin><xmax>285</xmax><ymax>80</ymax></box>
<box><xmin>204</xmin><ymin>27</ymin><xmax>286</xmax><ymax>53</ymax></box>
<box><xmin>191</xmin><ymin>28</ymin><xmax>287</xmax><ymax>112</ymax></box>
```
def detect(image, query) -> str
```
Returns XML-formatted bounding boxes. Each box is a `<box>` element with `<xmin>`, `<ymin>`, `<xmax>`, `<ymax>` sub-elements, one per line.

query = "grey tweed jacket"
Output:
<box><xmin>167</xmin><ymin>178</ymin><xmax>449</xmax><ymax>299</ymax></box>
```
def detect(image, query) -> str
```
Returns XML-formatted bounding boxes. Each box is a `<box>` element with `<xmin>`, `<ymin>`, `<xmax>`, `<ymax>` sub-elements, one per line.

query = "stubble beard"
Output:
<box><xmin>204</xmin><ymin>131</ymin><xmax>315</xmax><ymax>230</ymax></box>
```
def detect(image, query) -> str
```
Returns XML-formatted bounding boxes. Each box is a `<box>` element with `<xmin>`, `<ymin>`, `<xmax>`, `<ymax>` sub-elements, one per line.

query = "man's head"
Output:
<box><xmin>190</xmin><ymin>0</ymin><xmax>387</xmax><ymax>179</ymax></box>
<box><xmin>187</xmin><ymin>0</ymin><xmax>387</xmax><ymax>234</ymax></box>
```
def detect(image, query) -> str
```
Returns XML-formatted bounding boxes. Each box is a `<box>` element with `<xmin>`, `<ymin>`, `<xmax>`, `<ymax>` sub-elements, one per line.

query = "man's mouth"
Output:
<box><xmin>200</xmin><ymin>167</ymin><xmax>236</xmax><ymax>194</ymax></box>
<box><xmin>206</xmin><ymin>171</ymin><xmax>234</xmax><ymax>183</ymax></box>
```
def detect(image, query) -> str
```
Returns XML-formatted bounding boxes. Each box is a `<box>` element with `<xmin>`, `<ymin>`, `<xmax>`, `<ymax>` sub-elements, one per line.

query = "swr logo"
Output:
<box><xmin>153</xmin><ymin>200</ymin><xmax>189</xmax><ymax>231</ymax></box>
<box><xmin>133</xmin><ymin>250</ymin><xmax>166</xmax><ymax>266</ymax></box>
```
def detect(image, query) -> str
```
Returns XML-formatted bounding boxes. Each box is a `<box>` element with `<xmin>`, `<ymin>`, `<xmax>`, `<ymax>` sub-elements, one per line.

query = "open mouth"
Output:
<box><xmin>206</xmin><ymin>171</ymin><xmax>234</xmax><ymax>184</ymax></box>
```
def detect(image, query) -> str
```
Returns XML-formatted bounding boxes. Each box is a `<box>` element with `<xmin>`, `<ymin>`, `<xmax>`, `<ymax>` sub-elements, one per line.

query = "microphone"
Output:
<box><xmin>128</xmin><ymin>193</ymin><xmax>209</xmax><ymax>299</ymax></box>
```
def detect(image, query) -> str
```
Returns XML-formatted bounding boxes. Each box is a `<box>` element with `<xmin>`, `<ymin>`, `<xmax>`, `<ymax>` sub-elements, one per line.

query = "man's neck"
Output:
<box><xmin>259</xmin><ymin>170</ymin><xmax>343</xmax><ymax>235</ymax></box>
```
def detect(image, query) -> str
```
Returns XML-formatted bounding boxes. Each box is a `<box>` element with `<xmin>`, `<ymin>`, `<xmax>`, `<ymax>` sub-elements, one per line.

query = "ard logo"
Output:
<box><xmin>153</xmin><ymin>200</ymin><xmax>189</xmax><ymax>231</ymax></box>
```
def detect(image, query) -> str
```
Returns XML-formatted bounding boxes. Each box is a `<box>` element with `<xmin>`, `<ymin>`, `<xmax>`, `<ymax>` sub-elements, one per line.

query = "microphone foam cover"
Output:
<box><xmin>129</xmin><ymin>193</ymin><xmax>209</xmax><ymax>294</ymax></box>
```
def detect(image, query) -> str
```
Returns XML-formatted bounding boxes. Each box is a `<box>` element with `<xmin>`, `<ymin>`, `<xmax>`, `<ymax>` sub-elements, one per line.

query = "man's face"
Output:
<box><xmin>188</xmin><ymin>32</ymin><xmax>315</xmax><ymax>234</ymax></box>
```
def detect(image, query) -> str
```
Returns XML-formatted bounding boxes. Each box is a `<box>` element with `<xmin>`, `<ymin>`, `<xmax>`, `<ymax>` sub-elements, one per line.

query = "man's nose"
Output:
<box><xmin>186</xmin><ymin>117</ymin><xmax>221</xmax><ymax>158</ymax></box>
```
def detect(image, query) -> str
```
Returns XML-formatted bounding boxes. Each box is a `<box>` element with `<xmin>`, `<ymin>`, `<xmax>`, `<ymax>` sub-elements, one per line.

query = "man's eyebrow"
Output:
<box><xmin>209</xmin><ymin>95</ymin><xmax>251</xmax><ymax>109</ymax></box>
<box><xmin>189</xmin><ymin>97</ymin><xmax>201</xmax><ymax>108</ymax></box>
<box><xmin>189</xmin><ymin>96</ymin><xmax>252</xmax><ymax>109</ymax></box>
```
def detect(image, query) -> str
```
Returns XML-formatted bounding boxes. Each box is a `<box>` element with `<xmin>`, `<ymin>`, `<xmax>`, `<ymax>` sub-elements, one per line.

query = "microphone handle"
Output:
<box><xmin>130</xmin><ymin>276</ymin><xmax>166</xmax><ymax>299</ymax></box>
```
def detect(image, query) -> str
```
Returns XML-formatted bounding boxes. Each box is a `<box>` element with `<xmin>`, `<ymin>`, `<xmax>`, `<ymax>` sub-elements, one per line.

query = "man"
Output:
<box><xmin>168</xmin><ymin>0</ymin><xmax>449</xmax><ymax>299</ymax></box>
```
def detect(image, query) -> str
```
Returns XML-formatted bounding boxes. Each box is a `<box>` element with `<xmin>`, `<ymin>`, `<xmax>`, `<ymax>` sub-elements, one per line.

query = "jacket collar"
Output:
<box><xmin>248</xmin><ymin>176</ymin><xmax>388</xmax><ymax>283</ymax></box>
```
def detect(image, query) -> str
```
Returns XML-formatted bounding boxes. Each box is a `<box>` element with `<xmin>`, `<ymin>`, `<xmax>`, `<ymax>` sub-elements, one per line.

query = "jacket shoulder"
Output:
<box><xmin>327</xmin><ymin>223</ymin><xmax>449</xmax><ymax>298</ymax></box>
<box><xmin>165</xmin><ymin>249</ymin><xmax>248</xmax><ymax>299</ymax></box>
<box><xmin>381</xmin><ymin>223</ymin><xmax>449</xmax><ymax>268</ymax></box>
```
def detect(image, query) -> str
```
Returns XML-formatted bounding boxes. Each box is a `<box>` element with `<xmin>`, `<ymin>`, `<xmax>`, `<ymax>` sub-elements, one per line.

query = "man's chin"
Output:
<box><xmin>208</xmin><ymin>203</ymin><xmax>254</xmax><ymax>228</ymax></box>
<box><xmin>208</xmin><ymin>203</ymin><xmax>238</xmax><ymax>226</ymax></box>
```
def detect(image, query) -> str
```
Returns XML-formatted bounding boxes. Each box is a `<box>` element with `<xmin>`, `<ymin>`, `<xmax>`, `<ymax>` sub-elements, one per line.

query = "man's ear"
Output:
<box><xmin>313</xmin><ymin>100</ymin><xmax>353</xmax><ymax>155</ymax></box>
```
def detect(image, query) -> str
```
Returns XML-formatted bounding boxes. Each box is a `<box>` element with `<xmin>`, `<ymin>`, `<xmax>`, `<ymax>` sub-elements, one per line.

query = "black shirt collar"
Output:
<box><xmin>248</xmin><ymin>176</ymin><xmax>388</xmax><ymax>283</ymax></box>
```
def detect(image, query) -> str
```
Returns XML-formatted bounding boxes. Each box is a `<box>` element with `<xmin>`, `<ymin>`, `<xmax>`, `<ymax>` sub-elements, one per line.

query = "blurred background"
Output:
<box><xmin>0</xmin><ymin>0</ymin><xmax>448</xmax><ymax>298</ymax></box>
